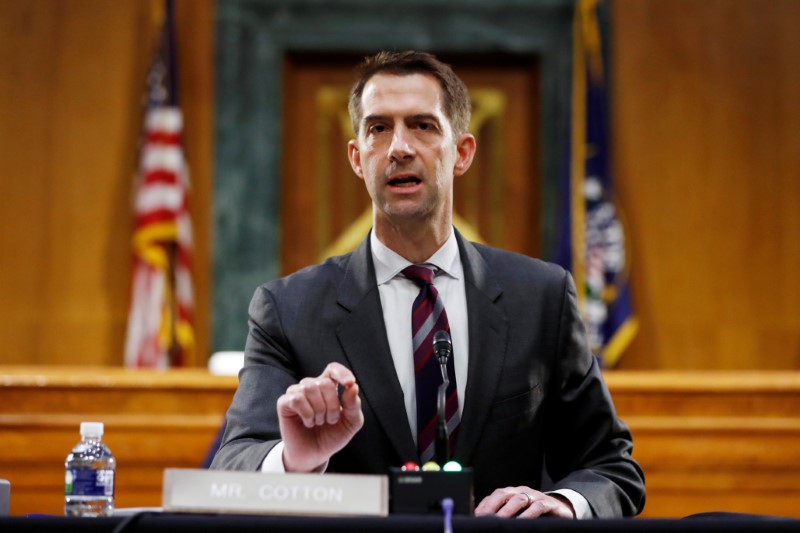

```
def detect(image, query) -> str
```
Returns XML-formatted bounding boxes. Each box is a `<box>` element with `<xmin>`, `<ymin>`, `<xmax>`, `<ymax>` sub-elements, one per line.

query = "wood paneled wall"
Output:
<box><xmin>0</xmin><ymin>0</ymin><xmax>798</xmax><ymax>369</ymax></box>
<box><xmin>612</xmin><ymin>0</ymin><xmax>800</xmax><ymax>369</ymax></box>
<box><xmin>0</xmin><ymin>0</ymin><xmax>213</xmax><ymax>366</ymax></box>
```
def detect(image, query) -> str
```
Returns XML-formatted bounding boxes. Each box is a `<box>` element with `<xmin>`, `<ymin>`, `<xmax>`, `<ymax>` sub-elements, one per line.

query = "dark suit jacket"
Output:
<box><xmin>211</xmin><ymin>230</ymin><xmax>645</xmax><ymax>517</ymax></box>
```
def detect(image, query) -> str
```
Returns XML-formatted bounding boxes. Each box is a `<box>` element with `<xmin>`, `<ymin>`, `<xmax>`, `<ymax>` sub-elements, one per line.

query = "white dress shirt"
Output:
<box><xmin>370</xmin><ymin>228</ymin><xmax>469</xmax><ymax>440</ymax></box>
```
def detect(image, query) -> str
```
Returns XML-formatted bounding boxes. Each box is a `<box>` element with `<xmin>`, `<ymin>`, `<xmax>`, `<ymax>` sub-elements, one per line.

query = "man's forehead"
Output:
<box><xmin>360</xmin><ymin>73</ymin><xmax>445</xmax><ymax>116</ymax></box>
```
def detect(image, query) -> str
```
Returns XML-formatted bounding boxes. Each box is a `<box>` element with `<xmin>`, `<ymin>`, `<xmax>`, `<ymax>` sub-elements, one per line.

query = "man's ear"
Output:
<box><xmin>453</xmin><ymin>133</ymin><xmax>476</xmax><ymax>177</ymax></box>
<box><xmin>348</xmin><ymin>140</ymin><xmax>364</xmax><ymax>179</ymax></box>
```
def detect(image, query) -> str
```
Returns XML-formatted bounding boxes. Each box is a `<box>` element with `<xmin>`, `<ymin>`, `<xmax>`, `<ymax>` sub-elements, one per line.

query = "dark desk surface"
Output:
<box><xmin>2</xmin><ymin>513</ymin><xmax>799</xmax><ymax>533</ymax></box>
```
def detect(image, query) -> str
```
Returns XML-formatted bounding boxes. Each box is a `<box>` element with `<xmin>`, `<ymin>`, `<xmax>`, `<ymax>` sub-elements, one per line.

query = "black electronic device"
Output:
<box><xmin>389</xmin><ymin>467</ymin><xmax>473</xmax><ymax>515</ymax></box>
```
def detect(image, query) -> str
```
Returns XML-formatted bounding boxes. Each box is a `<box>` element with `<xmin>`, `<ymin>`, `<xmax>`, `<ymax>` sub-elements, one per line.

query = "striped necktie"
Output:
<box><xmin>402</xmin><ymin>264</ymin><xmax>459</xmax><ymax>463</ymax></box>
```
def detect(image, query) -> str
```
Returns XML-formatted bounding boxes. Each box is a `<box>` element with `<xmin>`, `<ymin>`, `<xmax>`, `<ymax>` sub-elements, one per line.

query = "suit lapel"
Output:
<box><xmin>335</xmin><ymin>235</ymin><xmax>418</xmax><ymax>462</ymax></box>
<box><xmin>453</xmin><ymin>231</ymin><xmax>509</xmax><ymax>465</ymax></box>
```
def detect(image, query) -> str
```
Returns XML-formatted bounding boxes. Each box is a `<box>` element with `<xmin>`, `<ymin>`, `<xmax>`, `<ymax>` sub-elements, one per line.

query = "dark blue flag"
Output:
<box><xmin>554</xmin><ymin>0</ymin><xmax>637</xmax><ymax>367</ymax></box>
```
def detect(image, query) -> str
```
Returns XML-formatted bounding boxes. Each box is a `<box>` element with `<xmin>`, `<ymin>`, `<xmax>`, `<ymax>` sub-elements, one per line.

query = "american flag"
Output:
<box><xmin>125</xmin><ymin>0</ymin><xmax>194</xmax><ymax>368</ymax></box>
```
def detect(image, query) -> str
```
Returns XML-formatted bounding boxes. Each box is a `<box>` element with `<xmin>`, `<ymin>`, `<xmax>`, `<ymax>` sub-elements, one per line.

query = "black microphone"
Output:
<box><xmin>433</xmin><ymin>330</ymin><xmax>452</xmax><ymax>465</ymax></box>
<box><xmin>433</xmin><ymin>330</ymin><xmax>452</xmax><ymax>366</ymax></box>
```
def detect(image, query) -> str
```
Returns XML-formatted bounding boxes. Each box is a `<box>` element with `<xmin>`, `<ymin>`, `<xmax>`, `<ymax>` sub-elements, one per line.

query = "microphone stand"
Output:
<box><xmin>435</xmin><ymin>359</ymin><xmax>449</xmax><ymax>466</ymax></box>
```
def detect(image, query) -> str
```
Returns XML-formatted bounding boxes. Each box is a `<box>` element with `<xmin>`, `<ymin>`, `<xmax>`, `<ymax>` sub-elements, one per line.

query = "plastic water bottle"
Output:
<box><xmin>64</xmin><ymin>422</ymin><xmax>116</xmax><ymax>517</ymax></box>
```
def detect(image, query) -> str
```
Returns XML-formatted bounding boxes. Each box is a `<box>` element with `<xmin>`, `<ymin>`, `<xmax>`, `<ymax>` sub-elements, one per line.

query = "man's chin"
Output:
<box><xmin>380</xmin><ymin>203</ymin><xmax>435</xmax><ymax>223</ymax></box>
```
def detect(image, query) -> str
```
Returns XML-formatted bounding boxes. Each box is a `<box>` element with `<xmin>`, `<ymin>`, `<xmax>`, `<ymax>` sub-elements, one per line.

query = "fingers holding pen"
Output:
<box><xmin>323</xmin><ymin>362</ymin><xmax>363</xmax><ymax>429</ymax></box>
<box><xmin>283</xmin><ymin>377</ymin><xmax>336</xmax><ymax>428</ymax></box>
<box><xmin>276</xmin><ymin>363</ymin><xmax>363</xmax><ymax>473</ymax></box>
<box><xmin>279</xmin><ymin>363</ymin><xmax>361</xmax><ymax>428</ymax></box>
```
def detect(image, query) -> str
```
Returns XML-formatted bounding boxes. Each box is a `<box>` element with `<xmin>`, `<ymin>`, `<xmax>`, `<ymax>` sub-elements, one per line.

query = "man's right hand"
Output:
<box><xmin>276</xmin><ymin>362</ymin><xmax>364</xmax><ymax>472</ymax></box>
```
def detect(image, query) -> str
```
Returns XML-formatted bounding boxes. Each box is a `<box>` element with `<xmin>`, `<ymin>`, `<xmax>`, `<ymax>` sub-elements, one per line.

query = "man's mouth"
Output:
<box><xmin>388</xmin><ymin>175</ymin><xmax>421</xmax><ymax>187</ymax></box>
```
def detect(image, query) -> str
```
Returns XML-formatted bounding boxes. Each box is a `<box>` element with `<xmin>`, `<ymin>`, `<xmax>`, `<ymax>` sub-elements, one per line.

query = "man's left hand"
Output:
<box><xmin>475</xmin><ymin>487</ymin><xmax>575</xmax><ymax>519</ymax></box>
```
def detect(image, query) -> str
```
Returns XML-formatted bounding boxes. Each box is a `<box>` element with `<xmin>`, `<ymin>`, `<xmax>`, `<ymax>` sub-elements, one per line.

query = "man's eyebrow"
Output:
<box><xmin>362</xmin><ymin>114</ymin><xmax>389</xmax><ymax>124</ymax></box>
<box><xmin>362</xmin><ymin>113</ymin><xmax>442</xmax><ymax>125</ymax></box>
<box><xmin>408</xmin><ymin>113</ymin><xmax>441</xmax><ymax>125</ymax></box>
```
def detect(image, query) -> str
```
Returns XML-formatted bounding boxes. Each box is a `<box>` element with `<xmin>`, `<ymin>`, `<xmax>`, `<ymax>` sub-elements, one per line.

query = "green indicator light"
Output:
<box><xmin>442</xmin><ymin>461</ymin><xmax>462</xmax><ymax>472</ymax></box>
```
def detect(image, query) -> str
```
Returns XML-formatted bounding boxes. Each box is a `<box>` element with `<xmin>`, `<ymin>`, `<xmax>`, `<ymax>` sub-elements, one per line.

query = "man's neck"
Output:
<box><xmin>373</xmin><ymin>216</ymin><xmax>451</xmax><ymax>264</ymax></box>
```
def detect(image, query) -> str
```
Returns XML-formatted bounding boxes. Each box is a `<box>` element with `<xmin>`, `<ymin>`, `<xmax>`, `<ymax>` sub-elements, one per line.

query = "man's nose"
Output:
<box><xmin>388</xmin><ymin>127</ymin><xmax>415</xmax><ymax>162</ymax></box>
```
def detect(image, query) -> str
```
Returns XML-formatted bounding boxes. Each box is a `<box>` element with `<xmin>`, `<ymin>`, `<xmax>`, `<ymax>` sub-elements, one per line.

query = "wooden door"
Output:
<box><xmin>281</xmin><ymin>53</ymin><xmax>540</xmax><ymax>275</ymax></box>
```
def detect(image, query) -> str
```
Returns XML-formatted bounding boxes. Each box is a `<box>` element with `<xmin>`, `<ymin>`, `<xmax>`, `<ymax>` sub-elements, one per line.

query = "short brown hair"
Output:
<box><xmin>348</xmin><ymin>51</ymin><xmax>471</xmax><ymax>138</ymax></box>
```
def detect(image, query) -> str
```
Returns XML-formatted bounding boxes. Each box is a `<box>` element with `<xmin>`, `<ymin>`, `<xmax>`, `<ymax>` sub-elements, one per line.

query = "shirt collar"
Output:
<box><xmin>371</xmin><ymin>227</ymin><xmax>462</xmax><ymax>285</ymax></box>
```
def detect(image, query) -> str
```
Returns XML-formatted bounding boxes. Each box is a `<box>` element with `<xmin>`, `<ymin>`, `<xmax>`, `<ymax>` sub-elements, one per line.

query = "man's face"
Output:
<box><xmin>348</xmin><ymin>73</ymin><xmax>473</xmax><ymax>227</ymax></box>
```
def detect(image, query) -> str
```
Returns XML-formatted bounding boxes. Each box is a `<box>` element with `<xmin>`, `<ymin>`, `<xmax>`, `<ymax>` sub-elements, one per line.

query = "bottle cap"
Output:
<box><xmin>80</xmin><ymin>422</ymin><xmax>104</xmax><ymax>438</ymax></box>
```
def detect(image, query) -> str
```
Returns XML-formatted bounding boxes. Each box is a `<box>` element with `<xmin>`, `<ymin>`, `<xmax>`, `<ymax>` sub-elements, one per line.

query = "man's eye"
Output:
<box><xmin>369</xmin><ymin>124</ymin><xmax>387</xmax><ymax>134</ymax></box>
<box><xmin>418</xmin><ymin>123</ymin><xmax>431</xmax><ymax>130</ymax></box>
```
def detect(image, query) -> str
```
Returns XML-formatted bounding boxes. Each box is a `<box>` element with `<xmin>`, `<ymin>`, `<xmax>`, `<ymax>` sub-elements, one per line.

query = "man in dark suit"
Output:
<box><xmin>211</xmin><ymin>50</ymin><xmax>645</xmax><ymax>519</ymax></box>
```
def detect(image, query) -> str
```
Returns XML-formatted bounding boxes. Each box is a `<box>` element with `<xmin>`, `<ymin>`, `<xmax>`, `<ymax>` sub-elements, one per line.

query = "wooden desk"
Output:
<box><xmin>0</xmin><ymin>367</ymin><xmax>236</xmax><ymax>516</ymax></box>
<box><xmin>606</xmin><ymin>371</ymin><xmax>800</xmax><ymax>518</ymax></box>
<box><xmin>1</xmin><ymin>367</ymin><xmax>799</xmax><ymax>518</ymax></box>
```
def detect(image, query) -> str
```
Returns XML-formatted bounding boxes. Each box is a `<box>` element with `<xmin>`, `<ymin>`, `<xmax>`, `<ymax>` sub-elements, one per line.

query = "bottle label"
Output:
<box><xmin>65</xmin><ymin>469</ymin><xmax>115</xmax><ymax>497</ymax></box>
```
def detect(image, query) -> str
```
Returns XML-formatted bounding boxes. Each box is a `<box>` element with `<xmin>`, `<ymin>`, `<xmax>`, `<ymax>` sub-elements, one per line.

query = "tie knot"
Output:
<box><xmin>402</xmin><ymin>264</ymin><xmax>436</xmax><ymax>286</ymax></box>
